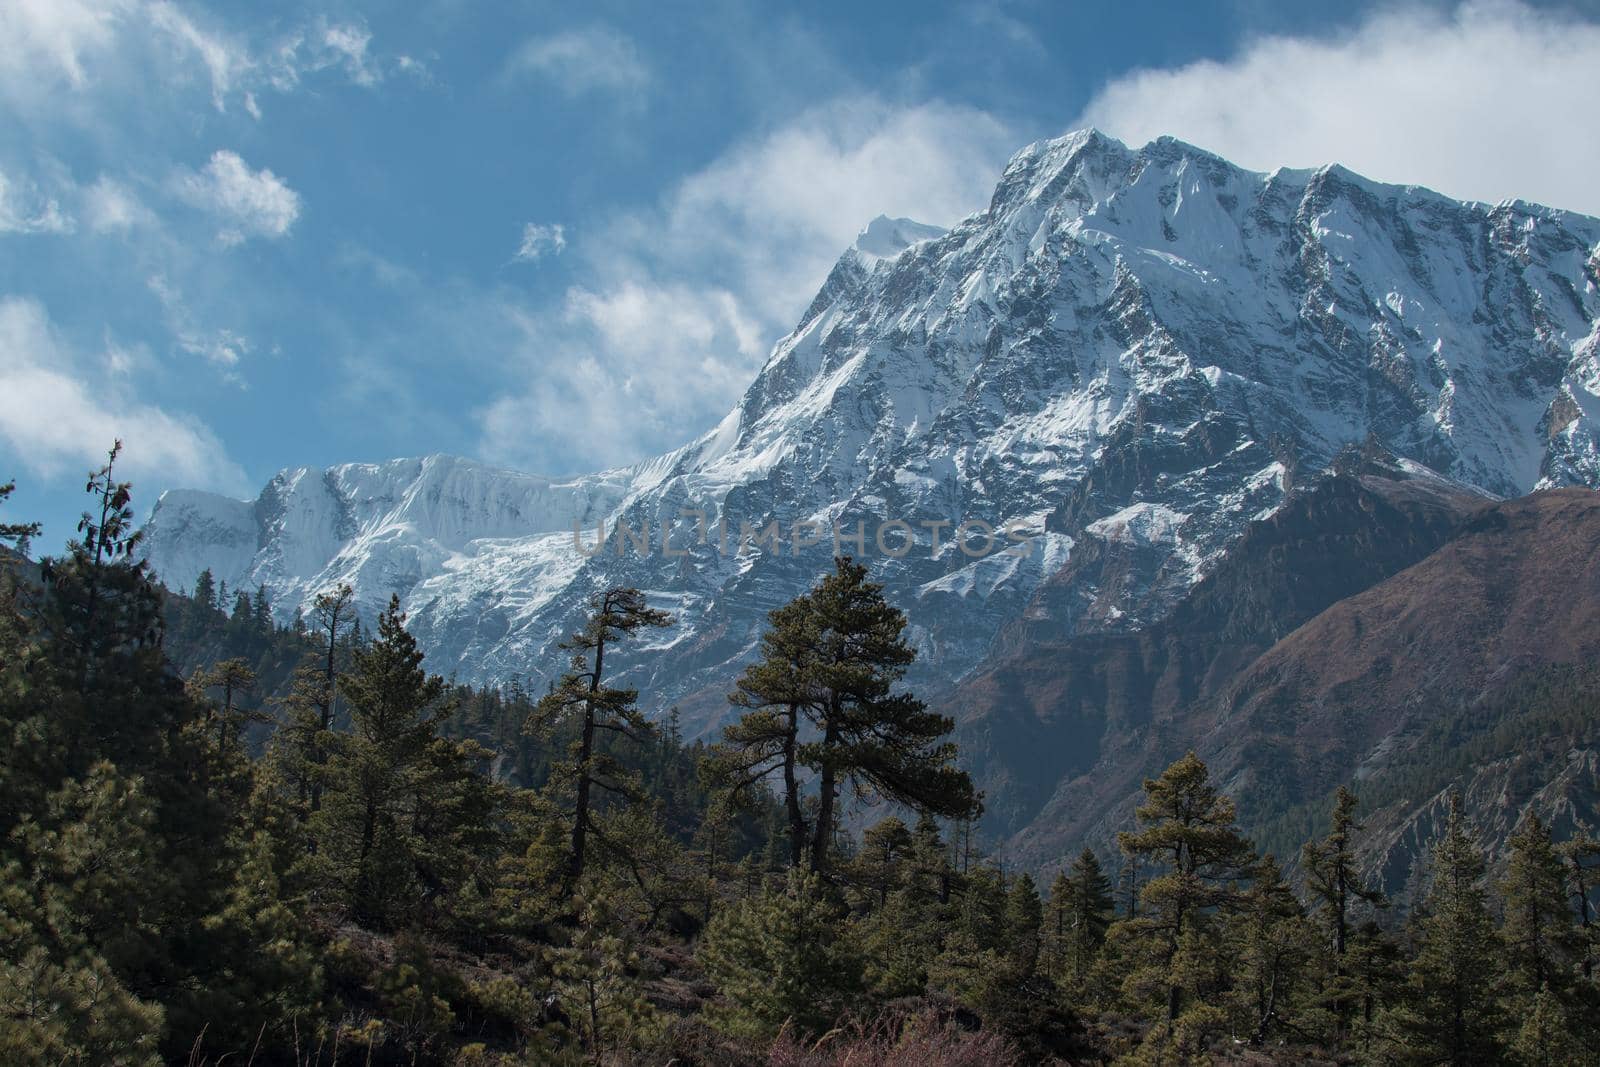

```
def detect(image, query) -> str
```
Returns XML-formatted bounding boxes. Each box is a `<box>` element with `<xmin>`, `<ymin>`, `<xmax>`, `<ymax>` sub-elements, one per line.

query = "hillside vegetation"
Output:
<box><xmin>3</xmin><ymin>463</ymin><xmax>1599</xmax><ymax>1065</ymax></box>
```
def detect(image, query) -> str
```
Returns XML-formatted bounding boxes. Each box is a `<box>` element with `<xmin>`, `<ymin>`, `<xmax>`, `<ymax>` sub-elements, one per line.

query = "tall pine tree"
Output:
<box><xmin>528</xmin><ymin>586</ymin><xmax>672</xmax><ymax>888</ymax></box>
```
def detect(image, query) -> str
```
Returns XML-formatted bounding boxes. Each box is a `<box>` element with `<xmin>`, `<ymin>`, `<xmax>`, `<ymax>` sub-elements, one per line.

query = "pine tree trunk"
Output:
<box><xmin>570</xmin><ymin>630</ymin><xmax>607</xmax><ymax>886</ymax></box>
<box><xmin>783</xmin><ymin>704</ymin><xmax>805</xmax><ymax>869</ymax></box>
<box><xmin>811</xmin><ymin>700</ymin><xmax>840</xmax><ymax>873</ymax></box>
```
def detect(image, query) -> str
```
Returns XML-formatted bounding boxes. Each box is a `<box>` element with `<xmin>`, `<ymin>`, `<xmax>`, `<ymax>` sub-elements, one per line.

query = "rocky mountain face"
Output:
<box><xmin>145</xmin><ymin>130</ymin><xmax>1600</xmax><ymax>724</ymax></box>
<box><xmin>955</xmin><ymin>452</ymin><xmax>1600</xmax><ymax>886</ymax></box>
<box><xmin>953</xmin><ymin>453</ymin><xmax>1492</xmax><ymax>838</ymax></box>
<box><xmin>143</xmin><ymin>129</ymin><xmax>1600</xmax><ymax>872</ymax></box>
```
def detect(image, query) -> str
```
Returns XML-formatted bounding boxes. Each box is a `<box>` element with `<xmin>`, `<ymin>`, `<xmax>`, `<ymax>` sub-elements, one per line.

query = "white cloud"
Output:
<box><xmin>0</xmin><ymin>170</ymin><xmax>75</xmax><ymax>234</ymax></box>
<box><xmin>81</xmin><ymin>174</ymin><xmax>152</xmax><ymax>232</ymax></box>
<box><xmin>1078</xmin><ymin>0</ymin><xmax>1600</xmax><ymax>217</ymax></box>
<box><xmin>502</xmin><ymin>26</ymin><xmax>649</xmax><ymax>98</ymax></box>
<box><xmin>0</xmin><ymin>1</ymin><xmax>404</xmax><ymax>117</ymax></box>
<box><xmin>144</xmin><ymin>0</ymin><xmax>249</xmax><ymax>112</ymax></box>
<box><xmin>177</xmin><ymin>150</ymin><xmax>300</xmax><ymax>245</ymax></box>
<box><xmin>0</xmin><ymin>0</ymin><xmax>133</xmax><ymax>92</ymax></box>
<box><xmin>478</xmin><ymin>97</ymin><xmax>1017</xmax><ymax>471</ymax></box>
<box><xmin>319</xmin><ymin>22</ymin><xmax>379</xmax><ymax>87</ymax></box>
<box><xmin>146</xmin><ymin>274</ymin><xmax>249</xmax><ymax>368</ymax></box>
<box><xmin>267</xmin><ymin>17</ymin><xmax>387</xmax><ymax>94</ymax></box>
<box><xmin>513</xmin><ymin>222</ymin><xmax>566</xmax><ymax>262</ymax></box>
<box><xmin>0</xmin><ymin>295</ymin><xmax>245</xmax><ymax>490</ymax></box>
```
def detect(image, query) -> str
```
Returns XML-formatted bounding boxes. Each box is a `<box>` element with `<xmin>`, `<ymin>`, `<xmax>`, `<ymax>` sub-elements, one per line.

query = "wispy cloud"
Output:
<box><xmin>513</xmin><ymin>222</ymin><xmax>566</xmax><ymax>262</ymax></box>
<box><xmin>145</xmin><ymin>0</ymin><xmax>249</xmax><ymax>112</ymax></box>
<box><xmin>0</xmin><ymin>0</ymin><xmax>409</xmax><ymax>117</ymax></box>
<box><xmin>0</xmin><ymin>0</ymin><xmax>133</xmax><ymax>93</ymax></box>
<box><xmin>267</xmin><ymin>17</ymin><xmax>392</xmax><ymax>95</ymax></box>
<box><xmin>0</xmin><ymin>294</ymin><xmax>245</xmax><ymax>489</ymax></box>
<box><xmin>176</xmin><ymin>149</ymin><xmax>300</xmax><ymax>246</ymax></box>
<box><xmin>502</xmin><ymin>26</ymin><xmax>649</xmax><ymax>99</ymax></box>
<box><xmin>81</xmin><ymin>174</ymin><xmax>153</xmax><ymax>232</ymax></box>
<box><xmin>147</xmin><ymin>273</ymin><xmax>249</xmax><ymax>368</ymax></box>
<box><xmin>0</xmin><ymin>169</ymin><xmax>75</xmax><ymax>234</ymax></box>
<box><xmin>477</xmin><ymin>96</ymin><xmax>1017</xmax><ymax>473</ymax></box>
<box><xmin>1078</xmin><ymin>0</ymin><xmax>1600</xmax><ymax>216</ymax></box>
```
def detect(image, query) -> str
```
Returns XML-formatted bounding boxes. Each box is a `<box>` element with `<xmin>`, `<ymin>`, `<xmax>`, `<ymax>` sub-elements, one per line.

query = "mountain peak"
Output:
<box><xmin>852</xmin><ymin>215</ymin><xmax>948</xmax><ymax>261</ymax></box>
<box><xmin>145</xmin><ymin>131</ymin><xmax>1600</xmax><ymax>722</ymax></box>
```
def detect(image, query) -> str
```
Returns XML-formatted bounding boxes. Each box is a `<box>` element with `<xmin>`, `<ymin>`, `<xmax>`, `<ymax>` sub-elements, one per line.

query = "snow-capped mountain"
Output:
<box><xmin>143</xmin><ymin>129</ymin><xmax>1600</xmax><ymax>731</ymax></box>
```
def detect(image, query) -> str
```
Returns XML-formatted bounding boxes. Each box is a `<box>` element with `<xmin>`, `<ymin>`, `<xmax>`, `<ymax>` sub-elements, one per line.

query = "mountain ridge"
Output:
<box><xmin>144</xmin><ymin>129</ymin><xmax>1600</xmax><ymax>744</ymax></box>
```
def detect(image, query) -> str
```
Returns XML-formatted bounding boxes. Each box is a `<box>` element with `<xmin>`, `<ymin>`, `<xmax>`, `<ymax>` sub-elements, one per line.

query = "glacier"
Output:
<box><xmin>143</xmin><ymin>129</ymin><xmax>1600</xmax><ymax>732</ymax></box>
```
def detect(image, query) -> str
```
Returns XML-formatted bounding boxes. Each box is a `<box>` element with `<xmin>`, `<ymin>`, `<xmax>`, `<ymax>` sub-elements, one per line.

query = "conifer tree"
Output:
<box><xmin>528</xmin><ymin>586</ymin><xmax>672</xmax><ymax>887</ymax></box>
<box><xmin>847</xmin><ymin>815</ymin><xmax>913</xmax><ymax>908</ymax></box>
<box><xmin>1113</xmin><ymin>751</ymin><xmax>1256</xmax><ymax>1034</ymax></box>
<box><xmin>1044</xmin><ymin>869</ymin><xmax>1071</xmax><ymax>980</ymax></box>
<box><xmin>1005</xmin><ymin>872</ymin><xmax>1044</xmax><ymax>975</ymax></box>
<box><xmin>252</xmin><ymin>582</ymin><xmax>274</xmax><ymax>632</ymax></box>
<box><xmin>0</xmin><ymin>479</ymin><xmax>40</xmax><ymax>556</ymax></box>
<box><xmin>712</xmin><ymin>562</ymin><xmax>977</xmax><ymax>875</ymax></box>
<box><xmin>1559</xmin><ymin>833</ymin><xmax>1600</xmax><ymax>982</ymax></box>
<box><xmin>1226</xmin><ymin>854</ymin><xmax>1316</xmax><ymax>1046</ymax></box>
<box><xmin>276</xmin><ymin>583</ymin><xmax>354</xmax><ymax>814</ymax></box>
<box><xmin>2</xmin><ymin>454</ymin><xmax>283</xmax><ymax>1059</ymax></box>
<box><xmin>800</xmin><ymin>558</ymin><xmax>978</xmax><ymax>873</ymax></box>
<box><xmin>1508</xmin><ymin>983</ymin><xmax>1592</xmax><ymax>1067</ymax></box>
<box><xmin>706</xmin><ymin>591</ymin><xmax>818</xmax><ymax>869</ymax></box>
<box><xmin>1345</xmin><ymin>919</ymin><xmax>1405</xmax><ymax>1055</ymax></box>
<box><xmin>699</xmin><ymin>869</ymin><xmax>864</xmax><ymax>1039</ymax></box>
<box><xmin>1303</xmin><ymin>785</ymin><xmax>1385</xmax><ymax>1034</ymax></box>
<box><xmin>547</xmin><ymin>893</ymin><xmax>660</xmax><ymax>1062</ymax></box>
<box><xmin>310</xmin><ymin>595</ymin><xmax>447</xmax><ymax>926</ymax></box>
<box><xmin>1056</xmin><ymin>848</ymin><xmax>1113</xmax><ymax>984</ymax></box>
<box><xmin>192</xmin><ymin>568</ymin><xmax>217</xmax><ymax>611</ymax></box>
<box><xmin>192</xmin><ymin>657</ymin><xmax>260</xmax><ymax>762</ymax></box>
<box><xmin>1382</xmin><ymin>796</ymin><xmax>1508</xmax><ymax>1065</ymax></box>
<box><xmin>1501</xmin><ymin>812</ymin><xmax>1583</xmax><ymax>1000</ymax></box>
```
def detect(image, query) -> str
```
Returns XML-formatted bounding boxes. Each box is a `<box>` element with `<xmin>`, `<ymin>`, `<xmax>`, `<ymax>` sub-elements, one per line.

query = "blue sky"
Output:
<box><xmin>3</xmin><ymin>0</ymin><xmax>1599</xmax><ymax>547</ymax></box>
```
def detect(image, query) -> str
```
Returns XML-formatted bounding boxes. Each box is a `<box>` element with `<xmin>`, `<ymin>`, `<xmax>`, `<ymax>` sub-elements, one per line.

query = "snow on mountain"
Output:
<box><xmin>853</xmin><ymin>215</ymin><xmax>948</xmax><ymax>261</ymax></box>
<box><xmin>143</xmin><ymin>129</ymin><xmax>1600</xmax><ymax>730</ymax></box>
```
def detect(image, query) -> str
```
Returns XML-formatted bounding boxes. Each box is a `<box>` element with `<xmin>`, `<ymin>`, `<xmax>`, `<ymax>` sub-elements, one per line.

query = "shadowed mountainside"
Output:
<box><xmin>951</xmin><ymin>468</ymin><xmax>1600</xmax><ymax>892</ymax></box>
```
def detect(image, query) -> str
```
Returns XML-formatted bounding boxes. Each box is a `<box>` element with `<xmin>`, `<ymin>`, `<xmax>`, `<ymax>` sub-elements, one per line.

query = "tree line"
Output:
<box><xmin>1</xmin><ymin>453</ymin><xmax>1598</xmax><ymax>1065</ymax></box>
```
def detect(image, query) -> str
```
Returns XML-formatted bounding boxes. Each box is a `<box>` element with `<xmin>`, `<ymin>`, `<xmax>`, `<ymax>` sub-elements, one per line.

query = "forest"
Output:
<box><xmin>3</xmin><ymin>451</ymin><xmax>1599</xmax><ymax>1066</ymax></box>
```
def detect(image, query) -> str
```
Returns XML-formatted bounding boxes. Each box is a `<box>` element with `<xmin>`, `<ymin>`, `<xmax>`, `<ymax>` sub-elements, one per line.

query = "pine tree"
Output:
<box><xmin>1226</xmin><ymin>854</ymin><xmax>1316</xmax><ymax>1046</ymax></box>
<box><xmin>0</xmin><ymin>764</ymin><xmax>169</xmax><ymax>1065</ymax></box>
<box><xmin>0</xmin><ymin>479</ymin><xmax>41</xmax><ymax>556</ymax></box>
<box><xmin>1382</xmin><ymin>796</ymin><xmax>1508</xmax><ymax>1065</ymax></box>
<box><xmin>706</xmin><ymin>591</ymin><xmax>818</xmax><ymax>869</ymax></box>
<box><xmin>1500</xmin><ymin>813</ymin><xmax>1599</xmax><ymax>1062</ymax></box>
<box><xmin>528</xmin><ymin>586</ymin><xmax>672</xmax><ymax>887</ymax></box>
<box><xmin>192</xmin><ymin>568</ymin><xmax>217</xmax><ymax>611</ymax></box>
<box><xmin>274</xmin><ymin>583</ymin><xmax>354</xmax><ymax>815</ymax></box>
<box><xmin>1559</xmin><ymin>833</ymin><xmax>1600</xmax><ymax>982</ymax></box>
<box><xmin>800</xmin><ymin>558</ymin><xmax>977</xmax><ymax>873</ymax></box>
<box><xmin>252</xmin><ymin>583</ymin><xmax>274</xmax><ymax>632</ymax></box>
<box><xmin>546</xmin><ymin>893</ymin><xmax>660</xmax><ymax>1063</ymax></box>
<box><xmin>1057</xmin><ymin>848</ymin><xmax>1113</xmax><ymax>984</ymax></box>
<box><xmin>1044</xmin><ymin>869</ymin><xmax>1072</xmax><ymax>981</ymax></box>
<box><xmin>699</xmin><ymin>869</ymin><xmax>864</xmax><ymax>1039</ymax></box>
<box><xmin>4</xmin><ymin>452</ymin><xmax>281</xmax><ymax>1058</ymax></box>
<box><xmin>1501</xmin><ymin>812</ymin><xmax>1583</xmax><ymax>1000</ymax></box>
<box><xmin>1508</xmin><ymin>983</ymin><xmax>1592</xmax><ymax>1067</ymax></box>
<box><xmin>310</xmin><ymin>595</ymin><xmax>448</xmax><ymax>927</ymax></box>
<box><xmin>847</xmin><ymin>815</ymin><xmax>913</xmax><ymax>908</ymax></box>
<box><xmin>1302</xmin><ymin>785</ymin><xmax>1385</xmax><ymax>1034</ymax></box>
<box><xmin>1005</xmin><ymin>872</ymin><xmax>1044</xmax><ymax>975</ymax></box>
<box><xmin>1345</xmin><ymin>919</ymin><xmax>1405</xmax><ymax>1055</ymax></box>
<box><xmin>1113</xmin><ymin>751</ymin><xmax>1256</xmax><ymax>1035</ymax></box>
<box><xmin>191</xmin><ymin>657</ymin><xmax>260</xmax><ymax>764</ymax></box>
